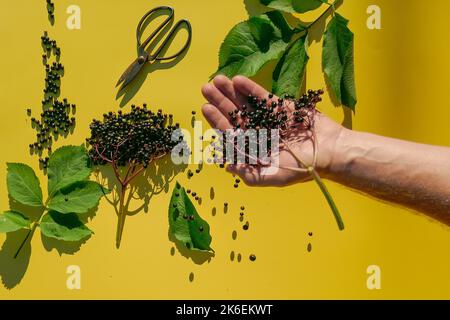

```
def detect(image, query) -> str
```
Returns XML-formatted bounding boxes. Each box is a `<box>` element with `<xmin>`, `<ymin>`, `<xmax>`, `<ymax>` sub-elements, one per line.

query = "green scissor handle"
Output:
<box><xmin>137</xmin><ymin>6</ymin><xmax>192</xmax><ymax>62</ymax></box>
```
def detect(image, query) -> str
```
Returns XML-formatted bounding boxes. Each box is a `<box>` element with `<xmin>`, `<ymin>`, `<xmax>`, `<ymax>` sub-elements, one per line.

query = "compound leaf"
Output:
<box><xmin>6</xmin><ymin>163</ymin><xmax>43</xmax><ymax>207</ymax></box>
<box><xmin>0</xmin><ymin>211</ymin><xmax>31</xmax><ymax>233</ymax></box>
<box><xmin>260</xmin><ymin>0</ymin><xmax>326</xmax><ymax>13</ymax></box>
<box><xmin>273</xmin><ymin>34</ymin><xmax>309</xmax><ymax>97</ymax></box>
<box><xmin>168</xmin><ymin>182</ymin><xmax>212</xmax><ymax>252</ymax></box>
<box><xmin>48</xmin><ymin>181</ymin><xmax>109</xmax><ymax>214</ymax></box>
<box><xmin>212</xmin><ymin>11</ymin><xmax>294</xmax><ymax>79</ymax></box>
<box><xmin>47</xmin><ymin>146</ymin><xmax>91</xmax><ymax>197</ymax></box>
<box><xmin>40</xmin><ymin>211</ymin><xmax>92</xmax><ymax>242</ymax></box>
<box><xmin>322</xmin><ymin>13</ymin><xmax>357</xmax><ymax>110</ymax></box>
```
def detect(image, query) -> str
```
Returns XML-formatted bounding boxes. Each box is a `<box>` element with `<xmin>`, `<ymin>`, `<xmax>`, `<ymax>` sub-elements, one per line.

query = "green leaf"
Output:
<box><xmin>272</xmin><ymin>34</ymin><xmax>309</xmax><ymax>97</ymax></box>
<box><xmin>47</xmin><ymin>146</ymin><xmax>92</xmax><ymax>197</ymax></box>
<box><xmin>0</xmin><ymin>211</ymin><xmax>31</xmax><ymax>233</ymax></box>
<box><xmin>212</xmin><ymin>11</ymin><xmax>294</xmax><ymax>79</ymax></box>
<box><xmin>40</xmin><ymin>211</ymin><xmax>92</xmax><ymax>242</ymax></box>
<box><xmin>168</xmin><ymin>182</ymin><xmax>212</xmax><ymax>252</ymax></box>
<box><xmin>322</xmin><ymin>13</ymin><xmax>357</xmax><ymax>110</ymax></box>
<box><xmin>6</xmin><ymin>163</ymin><xmax>43</xmax><ymax>207</ymax></box>
<box><xmin>260</xmin><ymin>0</ymin><xmax>325</xmax><ymax>13</ymax></box>
<box><xmin>48</xmin><ymin>181</ymin><xmax>109</xmax><ymax>214</ymax></box>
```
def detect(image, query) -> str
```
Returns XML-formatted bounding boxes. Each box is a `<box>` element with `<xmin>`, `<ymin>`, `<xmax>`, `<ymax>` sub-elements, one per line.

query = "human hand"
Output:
<box><xmin>201</xmin><ymin>75</ymin><xmax>344</xmax><ymax>187</ymax></box>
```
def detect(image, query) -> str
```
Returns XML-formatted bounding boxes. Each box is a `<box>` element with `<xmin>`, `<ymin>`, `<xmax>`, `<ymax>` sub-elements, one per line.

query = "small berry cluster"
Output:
<box><xmin>28</xmin><ymin>31</ymin><xmax>75</xmax><ymax>170</ymax></box>
<box><xmin>233</xmin><ymin>89</ymin><xmax>323</xmax><ymax>132</ymax></box>
<box><xmin>87</xmin><ymin>104</ymin><xmax>180</xmax><ymax>168</ymax></box>
<box><xmin>46</xmin><ymin>0</ymin><xmax>55</xmax><ymax>23</ymax></box>
<box><xmin>218</xmin><ymin>89</ymin><xmax>324</xmax><ymax>164</ymax></box>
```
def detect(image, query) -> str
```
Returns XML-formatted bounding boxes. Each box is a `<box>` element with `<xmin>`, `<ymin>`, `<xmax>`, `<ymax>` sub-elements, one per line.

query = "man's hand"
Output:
<box><xmin>201</xmin><ymin>75</ymin><xmax>344</xmax><ymax>187</ymax></box>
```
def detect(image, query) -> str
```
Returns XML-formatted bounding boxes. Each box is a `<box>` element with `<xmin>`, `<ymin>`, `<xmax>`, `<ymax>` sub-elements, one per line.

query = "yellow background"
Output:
<box><xmin>0</xmin><ymin>0</ymin><xmax>449</xmax><ymax>299</ymax></box>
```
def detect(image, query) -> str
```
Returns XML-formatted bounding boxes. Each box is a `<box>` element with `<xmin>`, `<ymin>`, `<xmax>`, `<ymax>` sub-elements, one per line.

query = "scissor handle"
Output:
<box><xmin>153</xmin><ymin>19</ymin><xmax>192</xmax><ymax>61</ymax></box>
<box><xmin>136</xmin><ymin>6</ymin><xmax>192</xmax><ymax>62</ymax></box>
<box><xmin>137</xmin><ymin>6</ymin><xmax>174</xmax><ymax>50</ymax></box>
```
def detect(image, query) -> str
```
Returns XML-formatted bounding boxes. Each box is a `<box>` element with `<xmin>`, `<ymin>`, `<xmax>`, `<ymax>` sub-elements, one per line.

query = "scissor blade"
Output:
<box><xmin>116</xmin><ymin>57</ymin><xmax>145</xmax><ymax>90</ymax></box>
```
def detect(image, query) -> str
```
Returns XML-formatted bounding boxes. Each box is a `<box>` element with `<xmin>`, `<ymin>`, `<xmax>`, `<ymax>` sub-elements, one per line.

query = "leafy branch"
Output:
<box><xmin>0</xmin><ymin>146</ymin><xmax>109</xmax><ymax>258</ymax></box>
<box><xmin>212</xmin><ymin>0</ymin><xmax>357</xmax><ymax>110</ymax></box>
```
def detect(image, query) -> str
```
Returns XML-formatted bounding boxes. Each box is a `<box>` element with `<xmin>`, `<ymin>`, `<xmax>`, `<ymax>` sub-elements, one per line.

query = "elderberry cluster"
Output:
<box><xmin>232</xmin><ymin>89</ymin><xmax>324</xmax><ymax>131</ymax></box>
<box><xmin>218</xmin><ymin>89</ymin><xmax>324</xmax><ymax>165</ymax></box>
<box><xmin>28</xmin><ymin>31</ymin><xmax>75</xmax><ymax>170</ymax></box>
<box><xmin>86</xmin><ymin>104</ymin><xmax>181</xmax><ymax>168</ymax></box>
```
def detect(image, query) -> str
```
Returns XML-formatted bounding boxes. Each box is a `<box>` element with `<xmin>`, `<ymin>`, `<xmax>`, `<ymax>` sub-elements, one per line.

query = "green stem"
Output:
<box><xmin>294</xmin><ymin>0</ymin><xmax>341</xmax><ymax>34</ymax></box>
<box><xmin>115</xmin><ymin>184</ymin><xmax>127</xmax><ymax>249</ymax></box>
<box><xmin>14</xmin><ymin>222</ymin><xmax>38</xmax><ymax>259</ymax></box>
<box><xmin>308</xmin><ymin>167</ymin><xmax>345</xmax><ymax>231</ymax></box>
<box><xmin>14</xmin><ymin>198</ymin><xmax>50</xmax><ymax>259</ymax></box>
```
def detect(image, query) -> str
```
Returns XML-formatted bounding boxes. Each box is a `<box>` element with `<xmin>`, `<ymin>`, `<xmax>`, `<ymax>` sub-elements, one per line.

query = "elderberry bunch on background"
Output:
<box><xmin>86</xmin><ymin>104</ymin><xmax>180</xmax><ymax>168</ymax></box>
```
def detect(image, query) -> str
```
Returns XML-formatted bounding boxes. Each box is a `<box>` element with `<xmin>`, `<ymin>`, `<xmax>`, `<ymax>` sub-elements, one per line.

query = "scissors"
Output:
<box><xmin>116</xmin><ymin>6</ymin><xmax>192</xmax><ymax>91</ymax></box>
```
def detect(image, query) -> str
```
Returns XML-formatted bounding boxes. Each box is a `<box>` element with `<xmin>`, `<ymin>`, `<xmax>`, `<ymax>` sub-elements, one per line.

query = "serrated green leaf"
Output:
<box><xmin>260</xmin><ymin>0</ymin><xmax>325</xmax><ymax>13</ymax></box>
<box><xmin>322</xmin><ymin>13</ymin><xmax>357</xmax><ymax>110</ymax></box>
<box><xmin>168</xmin><ymin>182</ymin><xmax>212</xmax><ymax>252</ymax></box>
<box><xmin>40</xmin><ymin>211</ymin><xmax>92</xmax><ymax>242</ymax></box>
<box><xmin>212</xmin><ymin>11</ymin><xmax>294</xmax><ymax>79</ymax></box>
<box><xmin>0</xmin><ymin>211</ymin><xmax>31</xmax><ymax>233</ymax></box>
<box><xmin>48</xmin><ymin>181</ymin><xmax>109</xmax><ymax>214</ymax></box>
<box><xmin>273</xmin><ymin>35</ymin><xmax>309</xmax><ymax>97</ymax></box>
<box><xmin>6</xmin><ymin>163</ymin><xmax>43</xmax><ymax>207</ymax></box>
<box><xmin>47</xmin><ymin>146</ymin><xmax>92</xmax><ymax>197</ymax></box>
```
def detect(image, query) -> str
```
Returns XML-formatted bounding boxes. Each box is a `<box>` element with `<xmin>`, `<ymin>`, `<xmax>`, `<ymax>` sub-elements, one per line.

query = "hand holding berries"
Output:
<box><xmin>202</xmin><ymin>75</ymin><xmax>345</xmax><ymax>230</ymax></box>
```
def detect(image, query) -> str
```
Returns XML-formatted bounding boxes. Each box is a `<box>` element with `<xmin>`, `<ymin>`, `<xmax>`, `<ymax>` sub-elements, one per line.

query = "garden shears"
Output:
<box><xmin>116</xmin><ymin>6</ymin><xmax>192</xmax><ymax>91</ymax></box>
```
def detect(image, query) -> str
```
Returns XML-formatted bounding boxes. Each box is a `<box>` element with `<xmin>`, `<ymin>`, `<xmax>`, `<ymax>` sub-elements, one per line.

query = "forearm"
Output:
<box><xmin>326</xmin><ymin>128</ymin><xmax>450</xmax><ymax>225</ymax></box>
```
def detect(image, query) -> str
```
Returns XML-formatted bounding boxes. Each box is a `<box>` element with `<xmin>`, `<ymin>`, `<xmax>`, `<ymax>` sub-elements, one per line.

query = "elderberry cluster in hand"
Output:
<box><xmin>232</xmin><ymin>89</ymin><xmax>324</xmax><ymax>132</ymax></box>
<box><xmin>87</xmin><ymin>104</ymin><xmax>181</xmax><ymax>168</ymax></box>
<box><xmin>28</xmin><ymin>31</ymin><xmax>75</xmax><ymax>170</ymax></box>
<box><xmin>218</xmin><ymin>89</ymin><xmax>324</xmax><ymax>165</ymax></box>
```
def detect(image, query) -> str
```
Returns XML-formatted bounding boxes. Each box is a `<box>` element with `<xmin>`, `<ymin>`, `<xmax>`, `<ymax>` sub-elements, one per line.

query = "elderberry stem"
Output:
<box><xmin>14</xmin><ymin>198</ymin><xmax>50</xmax><ymax>258</ymax></box>
<box><xmin>14</xmin><ymin>222</ymin><xmax>38</xmax><ymax>259</ymax></box>
<box><xmin>115</xmin><ymin>184</ymin><xmax>127</xmax><ymax>248</ymax></box>
<box><xmin>293</xmin><ymin>0</ymin><xmax>341</xmax><ymax>34</ymax></box>
<box><xmin>308</xmin><ymin>167</ymin><xmax>345</xmax><ymax>231</ymax></box>
<box><xmin>306</xmin><ymin>0</ymin><xmax>341</xmax><ymax>30</ymax></box>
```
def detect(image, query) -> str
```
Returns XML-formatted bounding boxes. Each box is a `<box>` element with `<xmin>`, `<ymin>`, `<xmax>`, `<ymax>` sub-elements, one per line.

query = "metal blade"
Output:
<box><xmin>116</xmin><ymin>57</ymin><xmax>145</xmax><ymax>90</ymax></box>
